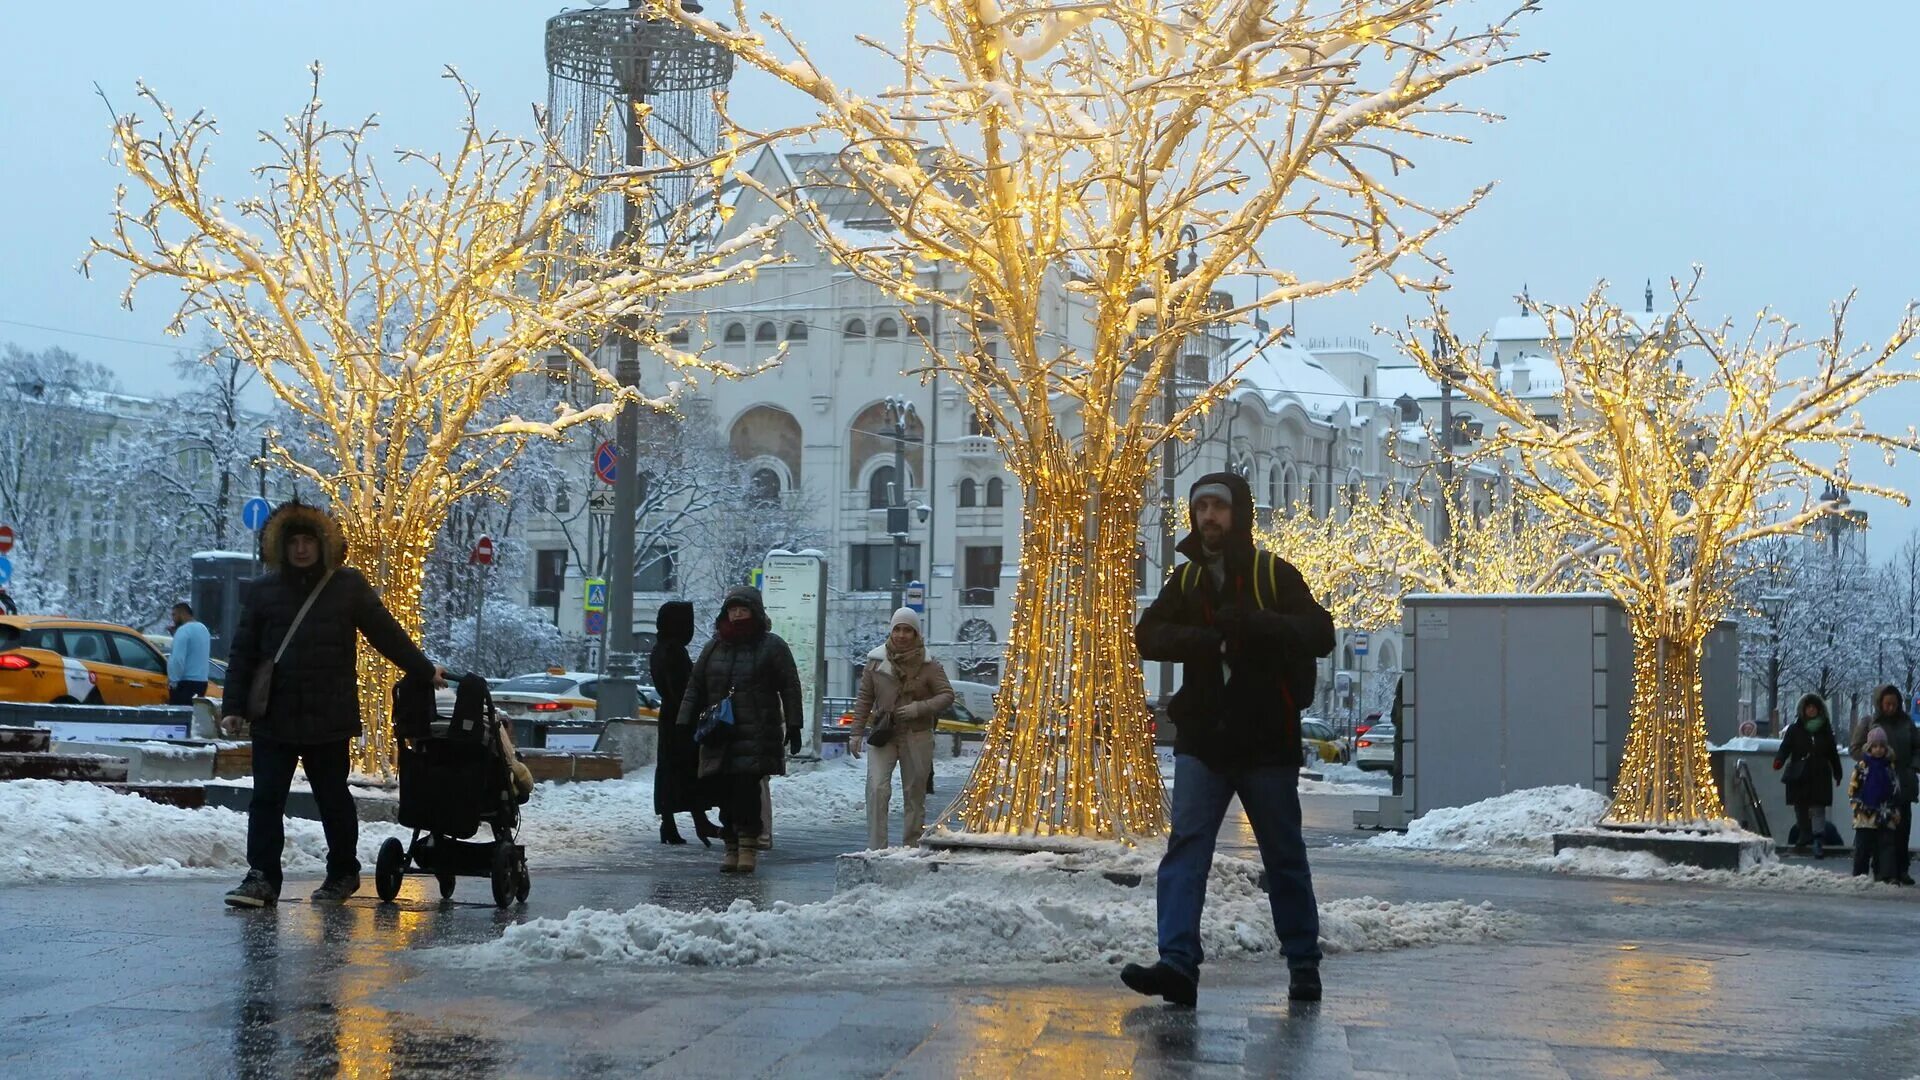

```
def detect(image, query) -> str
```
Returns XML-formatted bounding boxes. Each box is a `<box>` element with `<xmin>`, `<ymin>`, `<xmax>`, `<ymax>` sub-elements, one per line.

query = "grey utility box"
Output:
<box><xmin>1394</xmin><ymin>593</ymin><xmax>1738</xmax><ymax>821</ymax></box>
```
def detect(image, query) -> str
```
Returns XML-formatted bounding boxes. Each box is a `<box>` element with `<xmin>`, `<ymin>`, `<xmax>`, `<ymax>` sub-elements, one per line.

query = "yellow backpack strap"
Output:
<box><xmin>1267</xmin><ymin>553</ymin><xmax>1281</xmax><ymax>610</ymax></box>
<box><xmin>1253</xmin><ymin>553</ymin><xmax>1269</xmax><ymax>609</ymax></box>
<box><xmin>1180</xmin><ymin>562</ymin><xmax>1198</xmax><ymax>593</ymax></box>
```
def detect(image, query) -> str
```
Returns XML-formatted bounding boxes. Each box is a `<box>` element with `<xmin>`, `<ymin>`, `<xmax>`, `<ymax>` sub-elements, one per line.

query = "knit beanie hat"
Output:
<box><xmin>1869</xmin><ymin>726</ymin><xmax>1890</xmax><ymax>748</ymax></box>
<box><xmin>889</xmin><ymin>607</ymin><xmax>922</xmax><ymax>638</ymax></box>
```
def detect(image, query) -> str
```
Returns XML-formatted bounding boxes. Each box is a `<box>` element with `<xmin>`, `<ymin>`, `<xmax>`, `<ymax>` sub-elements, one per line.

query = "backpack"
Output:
<box><xmin>1174</xmin><ymin>550</ymin><xmax>1318</xmax><ymax>712</ymax></box>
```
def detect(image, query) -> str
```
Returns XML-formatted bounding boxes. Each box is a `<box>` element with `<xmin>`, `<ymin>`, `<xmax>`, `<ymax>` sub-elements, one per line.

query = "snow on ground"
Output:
<box><xmin>444</xmin><ymin>851</ymin><xmax>1514</xmax><ymax>972</ymax></box>
<box><xmin>1300</xmin><ymin>761</ymin><xmax>1391</xmax><ymax>796</ymax></box>
<box><xmin>1359</xmin><ymin>785</ymin><xmax>1897</xmax><ymax>895</ymax></box>
<box><xmin>0</xmin><ymin>751</ymin><xmax>984</xmax><ymax>883</ymax></box>
<box><xmin>0</xmin><ymin>779</ymin><xmax>408</xmax><ymax>884</ymax></box>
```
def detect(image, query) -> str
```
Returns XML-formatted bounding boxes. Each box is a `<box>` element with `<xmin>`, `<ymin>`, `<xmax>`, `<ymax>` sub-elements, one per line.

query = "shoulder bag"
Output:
<box><xmin>694</xmin><ymin>688</ymin><xmax>736</xmax><ymax>746</ymax></box>
<box><xmin>247</xmin><ymin>568</ymin><xmax>336</xmax><ymax>720</ymax></box>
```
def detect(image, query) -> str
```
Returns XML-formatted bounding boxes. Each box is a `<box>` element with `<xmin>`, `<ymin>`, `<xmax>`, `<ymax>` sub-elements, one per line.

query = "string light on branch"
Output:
<box><xmin>668</xmin><ymin>0</ymin><xmax>1537</xmax><ymax>838</ymax></box>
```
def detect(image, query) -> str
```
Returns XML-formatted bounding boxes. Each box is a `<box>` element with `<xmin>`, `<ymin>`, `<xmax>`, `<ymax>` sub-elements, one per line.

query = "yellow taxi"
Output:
<box><xmin>1300</xmin><ymin>717</ymin><xmax>1350</xmax><ymax>765</ymax></box>
<box><xmin>0</xmin><ymin>615</ymin><xmax>176</xmax><ymax>705</ymax></box>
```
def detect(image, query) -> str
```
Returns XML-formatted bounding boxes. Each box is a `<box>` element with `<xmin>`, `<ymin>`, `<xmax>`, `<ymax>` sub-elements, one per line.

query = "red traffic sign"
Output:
<box><xmin>471</xmin><ymin>535</ymin><xmax>495</xmax><ymax>566</ymax></box>
<box><xmin>593</xmin><ymin>440</ymin><xmax>618</xmax><ymax>485</ymax></box>
<box><xmin>0</xmin><ymin>525</ymin><xmax>13</xmax><ymax>555</ymax></box>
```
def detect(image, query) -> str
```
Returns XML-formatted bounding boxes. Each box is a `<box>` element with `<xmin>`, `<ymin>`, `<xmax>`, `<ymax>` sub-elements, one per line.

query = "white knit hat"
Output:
<box><xmin>889</xmin><ymin>607</ymin><xmax>923</xmax><ymax>637</ymax></box>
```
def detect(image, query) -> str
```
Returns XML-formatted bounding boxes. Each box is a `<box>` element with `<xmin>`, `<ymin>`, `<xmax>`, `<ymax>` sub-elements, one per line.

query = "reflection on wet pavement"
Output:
<box><xmin>2</xmin><ymin>797</ymin><xmax>1919</xmax><ymax>1077</ymax></box>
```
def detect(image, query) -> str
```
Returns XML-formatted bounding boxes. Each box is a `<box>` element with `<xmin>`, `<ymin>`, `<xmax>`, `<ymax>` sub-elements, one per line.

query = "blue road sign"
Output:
<box><xmin>584</xmin><ymin>610</ymin><xmax>607</xmax><ymax>636</ymax></box>
<box><xmin>905</xmin><ymin>580</ymin><xmax>926</xmax><ymax>613</ymax></box>
<box><xmin>1353</xmin><ymin>631</ymin><xmax>1370</xmax><ymax>656</ymax></box>
<box><xmin>584</xmin><ymin>579</ymin><xmax>608</xmax><ymax>612</ymax></box>
<box><xmin>0</xmin><ymin>555</ymin><xmax>13</xmax><ymax>586</ymax></box>
<box><xmin>242</xmin><ymin>497</ymin><xmax>272</xmax><ymax>532</ymax></box>
<box><xmin>593</xmin><ymin>441</ymin><xmax>618</xmax><ymax>484</ymax></box>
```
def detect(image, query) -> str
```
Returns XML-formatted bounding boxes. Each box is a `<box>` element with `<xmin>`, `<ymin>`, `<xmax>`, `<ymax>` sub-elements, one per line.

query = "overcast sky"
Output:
<box><xmin>3</xmin><ymin>2</ymin><xmax>1916</xmax><ymax>555</ymax></box>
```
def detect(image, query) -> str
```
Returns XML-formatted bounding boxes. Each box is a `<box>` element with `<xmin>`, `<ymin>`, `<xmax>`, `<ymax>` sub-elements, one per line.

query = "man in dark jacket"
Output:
<box><xmin>677</xmin><ymin>586</ymin><xmax>804</xmax><ymax>875</ymax></box>
<box><xmin>1122</xmin><ymin>472</ymin><xmax>1335</xmax><ymax>1007</ymax></box>
<box><xmin>220</xmin><ymin>502</ymin><xmax>441</xmax><ymax>908</ymax></box>
<box><xmin>1852</xmin><ymin>685</ymin><xmax>1917</xmax><ymax>884</ymax></box>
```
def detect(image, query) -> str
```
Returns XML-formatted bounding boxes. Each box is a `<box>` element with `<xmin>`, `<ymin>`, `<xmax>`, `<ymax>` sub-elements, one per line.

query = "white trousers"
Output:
<box><xmin>866</xmin><ymin>727</ymin><xmax>935</xmax><ymax>850</ymax></box>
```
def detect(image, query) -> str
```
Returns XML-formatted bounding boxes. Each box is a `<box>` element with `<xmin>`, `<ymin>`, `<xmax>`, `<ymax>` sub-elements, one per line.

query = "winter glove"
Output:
<box><xmin>1213</xmin><ymin>604</ymin><xmax>1251</xmax><ymax>648</ymax></box>
<box><xmin>787</xmin><ymin>727</ymin><xmax>803</xmax><ymax>755</ymax></box>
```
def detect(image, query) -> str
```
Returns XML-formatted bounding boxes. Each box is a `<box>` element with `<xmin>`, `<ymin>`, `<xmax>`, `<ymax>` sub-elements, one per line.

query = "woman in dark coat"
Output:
<box><xmin>1773</xmin><ymin>692</ymin><xmax>1844</xmax><ymax>858</ymax></box>
<box><xmin>677</xmin><ymin>586</ymin><xmax>803</xmax><ymax>875</ymax></box>
<box><xmin>220</xmin><ymin>501</ymin><xmax>441</xmax><ymax>908</ymax></box>
<box><xmin>650</xmin><ymin>600</ymin><xmax>718</xmax><ymax>846</ymax></box>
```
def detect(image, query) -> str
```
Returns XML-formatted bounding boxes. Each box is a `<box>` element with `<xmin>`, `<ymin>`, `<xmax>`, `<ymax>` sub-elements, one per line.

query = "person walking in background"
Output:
<box><xmin>1853</xmin><ymin>685</ymin><xmax>1918</xmax><ymax>885</ymax></box>
<box><xmin>220</xmin><ymin>501</ymin><xmax>443</xmax><ymax>908</ymax></box>
<box><xmin>677</xmin><ymin>586</ymin><xmax>803</xmax><ymax>875</ymax></box>
<box><xmin>1851</xmin><ymin>726</ymin><xmax>1905</xmax><ymax>882</ymax></box>
<box><xmin>166</xmin><ymin>601</ymin><xmax>212</xmax><ymax>705</ymax></box>
<box><xmin>650</xmin><ymin>600</ymin><xmax>720</xmax><ymax>847</ymax></box>
<box><xmin>851</xmin><ymin>607</ymin><xmax>953</xmax><ymax>850</ymax></box>
<box><xmin>1123</xmin><ymin>472</ymin><xmax>1336</xmax><ymax>1007</ymax></box>
<box><xmin>1772</xmin><ymin>693</ymin><xmax>1844</xmax><ymax>857</ymax></box>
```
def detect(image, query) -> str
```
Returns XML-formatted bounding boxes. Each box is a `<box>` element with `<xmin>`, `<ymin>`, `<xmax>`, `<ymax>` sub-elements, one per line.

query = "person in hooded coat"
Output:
<box><xmin>676</xmin><ymin>586</ymin><xmax>803</xmax><ymax>874</ymax></box>
<box><xmin>1772</xmin><ymin>693</ymin><xmax>1844</xmax><ymax>857</ymax></box>
<box><xmin>650</xmin><ymin>600</ymin><xmax>719</xmax><ymax>846</ymax></box>
<box><xmin>1852</xmin><ymin>685</ymin><xmax>1918</xmax><ymax>884</ymax></box>
<box><xmin>1123</xmin><ymin>472</ymin><xmax>1336</xmax><ymax>1008</ymax></box>
<box><xmin>220</xmin><ymin>501</ymin><xmax>441</xmax><ymax>908</ymax></box>
<box><xmin>851</xmin><ymin>606</ymin><xmax>954</xmax><ymax>851</ymax></box>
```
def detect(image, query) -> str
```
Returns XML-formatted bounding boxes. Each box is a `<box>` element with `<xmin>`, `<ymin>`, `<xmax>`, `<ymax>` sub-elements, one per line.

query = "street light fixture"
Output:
<box><xmin>1758</xmin><ymin>590</ymin><xmax>1786</xmax><ymax>736</ymax></box>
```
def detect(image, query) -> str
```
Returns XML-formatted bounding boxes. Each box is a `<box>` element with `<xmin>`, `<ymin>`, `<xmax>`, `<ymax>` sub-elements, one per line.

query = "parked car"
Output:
<box><xmin>0</xmin><ymin>615</ymin><xmax>175</xmax><ymax>705</ymax></box>
<box><xmin>1355</xmin><ymin>721</ymin><xmax>1396</xmax><ymax>772</ymax></box>
<box><xmin>1300</xmin><ymin>717</ymin><xmax>1348</xmax><ymax>765</ymax></box>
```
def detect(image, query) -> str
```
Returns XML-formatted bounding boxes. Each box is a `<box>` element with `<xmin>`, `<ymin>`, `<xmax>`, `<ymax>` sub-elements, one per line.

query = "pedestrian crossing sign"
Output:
<box><xmin>585</xmin><ymin>578</ymin><xmax>608</xmax><ymax>613</ymax></box>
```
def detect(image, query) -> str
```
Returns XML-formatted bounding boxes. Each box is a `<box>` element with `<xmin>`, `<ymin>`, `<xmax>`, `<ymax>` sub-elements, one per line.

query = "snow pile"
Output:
<box><xmin>1300</xmin><ymin>762</ymin><xmax>1390</xmax><ymax>796</ymax></box>
<box><xmin>0</xmin><ymin>779</ymin><xmax>406</xmax><ymax>884</ymax></box>
<box><xmin>446</xmin><ymin>853</ymin><xmax>1513</xmax><ymax>971</ymax></box>
<box><xmin>1543</xmin><ymin>847</ymin><xmax>1891</xmax><ymax>893</ymax></box>
<box><xmin>1710</xmin><ymin>737</ymin><xmax>1781</xmax><ymax>753</ymax></box>
<box><xmin>1368</xmin><ymin>786</ymin><xmax>1609</xmax><ymax>853</ymax></box>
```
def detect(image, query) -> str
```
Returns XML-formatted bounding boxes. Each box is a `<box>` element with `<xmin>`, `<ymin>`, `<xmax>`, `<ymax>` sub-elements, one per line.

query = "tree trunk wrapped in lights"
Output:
<box><xmin>1405</xmin><ymin>274</ymin><xmax>1920</xmax><ymax>825</ymax></box>
<box><xmin>87</xmin><ymin>68</ymin><xmax>780</xmax><ymax>774</ymax></box>
<box><xmin>670</xmin><ymin>0</ymin><xmax>1534</xmax><ymax>838</ymax></box>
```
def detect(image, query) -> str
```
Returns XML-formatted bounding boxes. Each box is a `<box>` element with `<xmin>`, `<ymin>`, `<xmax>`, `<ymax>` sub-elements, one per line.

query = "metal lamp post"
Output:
<box><xmin>884</xmin><ymin>395</ymin><xmax>918</xmax><ymax>614</ymax></box>
<box><xmin>1759</xmin><ymin>590</ymin><xmax>1786</xmax><ymax>736</ymax></box>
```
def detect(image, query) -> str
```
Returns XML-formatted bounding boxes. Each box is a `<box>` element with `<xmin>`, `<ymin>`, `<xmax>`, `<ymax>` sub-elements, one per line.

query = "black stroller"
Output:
<box><xmin>374</xmin><ymin>672</ymin><xmax>531</xmax><ymax>908</ymax></box>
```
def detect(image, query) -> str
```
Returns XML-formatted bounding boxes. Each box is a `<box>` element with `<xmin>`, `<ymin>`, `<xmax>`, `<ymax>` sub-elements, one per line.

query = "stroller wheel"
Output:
<box><xmin>490</xmin><ymin>842</ymin><xmax>515</xmax><ymax>909</ymax></box>
<box><xmin>374</xmin><ymin>838</ymin><xmax>406</xmax><ymax>904</ymax></box>
<box><xmin>514</xmin><ymin>851</ymin><xmax>531</xmax><ymax>904</ymax></box>
<box><xmin>436</xmin><ymin>872</ymin><xmax>457</xmax><ymax>900</ymax></box>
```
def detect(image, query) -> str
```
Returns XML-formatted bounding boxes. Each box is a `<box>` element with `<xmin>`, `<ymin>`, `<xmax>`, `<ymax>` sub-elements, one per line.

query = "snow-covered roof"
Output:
<box><xmin>1375</xmin><ymin>364</ymin><xmax>1439</xmax><ymax>401</ymax></box>
<box><xmin>1229</xmin><ymin>341</ymin><xmax>1352</xmax><ymax>419</ymax></box>
<box><xmin>1492</xmin><ymin>309</ymin><xmax>1672</xmax><ymax>344</ymax></box>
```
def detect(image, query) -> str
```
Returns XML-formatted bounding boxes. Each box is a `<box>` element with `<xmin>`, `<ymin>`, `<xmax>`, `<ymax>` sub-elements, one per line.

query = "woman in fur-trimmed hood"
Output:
<box><xmin>1773</xmin><ymin>693</ymin><xmax>1844</xmax><ymax>857</ymax></box>
<box><xmin>219</xmin><ymin>500</ymin><xmax>440</xmax><ymax>909</ymax></box>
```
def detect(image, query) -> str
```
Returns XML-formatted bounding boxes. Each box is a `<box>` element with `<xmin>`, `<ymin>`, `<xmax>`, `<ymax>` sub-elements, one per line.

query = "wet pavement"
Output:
<box><xmin>3</xmin><ymin>791</ymin><xmax>1919</xmax><ymax>1078</ymax></box>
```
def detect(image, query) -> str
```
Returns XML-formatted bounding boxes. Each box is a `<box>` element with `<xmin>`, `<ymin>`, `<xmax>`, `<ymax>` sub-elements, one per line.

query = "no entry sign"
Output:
<box><xmin>472</xmin><ymin>535</ymin><xmax>495</xmax><ymax>565</ymax></box>
<box><xmin>0</xmin><ymin>525</ymin><xmax>13</xmax><ymax>555</ymax></box>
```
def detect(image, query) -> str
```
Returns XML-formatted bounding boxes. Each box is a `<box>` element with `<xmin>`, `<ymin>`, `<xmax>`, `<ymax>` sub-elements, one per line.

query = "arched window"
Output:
<box><xmin>875</xmin><ymin>317</ymin><xmax>900</xmax><ymax>338</ymax></box>
<box><xmin>1268</xmin><ymin>465</ymin><xmax>1282</xmax><ymax>510</ymax></box>
<box><xmin>868</xmin><ymin>465</ymin><xmax>898</xmax><ymax>509</ymax></box>
<box><xmin>667</xmin><ymin>322</ymin><xmax>690</xmax><ymax>344</ymax></box>
<box><xmin>958</xmin><ymin>478</ymin><xmax>978</xmax><ymax>508</ymax></box>
<box><xmin>966</xmin><ymin>412</ymin><xmax>986</xmax><ymax>437</ymax></box>
<box><xmin>747</xmin><ymin>467</ymin><xmax>781</xmax><ymax>508</ymax></box>
<box><xmin>723</xmin><ymin>322</ymin><xmax>746</xmax><ymax>343</ymax></box>
<box><xmin>786</xmin><ymin>320</ymin><xmax>808</xmax><ymax>342</ymax></box>
<box><xmin>729</xmin><ymin>405</ymin><xmax>805</xmax><ymax>486</ymax></box>
<box><xmin>754</xmin><ymin>320</ymin><xmax>777</xmax><ymax>343</ymax></box>
<box><xmin>985</xmin><ymin>477</ymin><xmax>1006</xmax><ymax>508</ymax></box>
<box><xmin>1283</xmin><ymin>467</ymin><xmax>1296</xmax><ymax>512</ymax></box>
<box><xmin>911</xmin><ymin>316</ymin><xmax>931</xmax><ymax>336</ymax></box>
<box><xmin>844</xmin><ymin>318</ymin><xmax>867</xmax><ymax>339</ymax></box>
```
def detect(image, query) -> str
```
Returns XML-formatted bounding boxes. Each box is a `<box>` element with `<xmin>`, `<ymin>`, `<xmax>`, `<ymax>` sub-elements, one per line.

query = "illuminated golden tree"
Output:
<box><xmin>670</xmin><ymin>1</ymin><xmax>1532</xmax><ymax>837</ymax></box>
<box><xmin>87</xmin><ymin>69</ymin><xmax>779</xmax><ymax>773</ymax></box>
<box><xmin>1255</xmin><ymin>478</ymin><xmax>1584</xmax><ymax>633</ymax></box>
<box><xmin>1405</xmin><ymin>276</ymin><xmax>1920</xmax><ymax>825</ymax></box>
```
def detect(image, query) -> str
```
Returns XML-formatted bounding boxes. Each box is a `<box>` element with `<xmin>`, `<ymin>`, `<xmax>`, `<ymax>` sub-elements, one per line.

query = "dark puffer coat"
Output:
<box><xmin>651</xmin><ymin>600</ymin><xmax>712</xmax><ymax>814</ymax></box>
<box><xmin>1852</xmin><ymin>685</ymin><xmax>1919</xmax><ymax>804</ymax></box>
<box><xmin>1773</xmin><ymin>693</ymin><xmax>1843</xmax><ymax>809</ymax></box>
<box><xmin>1136</xmin><ymin>472</ymin><xmax>1335</xmax><ymax>770</ymax></box>
<box><xmin>676</xmin><ymin>586</ymin><xmax>803</xmax><ymax>779</ymax></box>
<box><xmin>223</xmin><ymin>502</ymin><xmax>436</xmax><ymax>744</ymax></box>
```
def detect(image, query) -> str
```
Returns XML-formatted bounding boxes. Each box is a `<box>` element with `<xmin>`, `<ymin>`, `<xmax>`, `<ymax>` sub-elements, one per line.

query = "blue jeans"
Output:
<box><xmin>1157</xmin><ymin>753</ymin><xmax>1321</xmax><ymax>979</ymax></box>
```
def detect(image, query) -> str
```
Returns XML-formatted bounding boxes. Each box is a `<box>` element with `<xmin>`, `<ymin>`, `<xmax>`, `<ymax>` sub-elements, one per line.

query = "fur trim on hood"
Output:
<box><xmin>260</xmin><ymin>501</ymin><xmax>347</xmax><ymax>573</ymax></box>
<box><xmin>655</xmin><ymin>600</ymin><xmax>695</xmax><ymax>647</ymax></box>
<box><xmin>715</xmin><ymin>586</ymin><xmax>771</xmax><ymax>632</ymax></box>
<box><xmin>1796</xmin><ymin>693</ymin><xmax>1830</xmax><ymax>722</ymax></box>
<box><xmin>1876</xmin><ymin>684</ymin><xmax>1907</xmax><ymax>716</ymax></box>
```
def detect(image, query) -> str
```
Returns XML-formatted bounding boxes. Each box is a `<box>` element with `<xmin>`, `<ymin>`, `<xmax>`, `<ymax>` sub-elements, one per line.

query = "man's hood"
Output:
<box><xmin>1175</xmin><ymin>471</ymin><xmax>1256</xmax><ymax>563</ymax></box>
<box><xmin>260</xmin><ymin>501</ymin><xmax>347</xmax><ymax>573</ymax></box>
<box><xmin>655</xmin><ymin>600</ymin><xmax>695</xmax><ymax>647</ymax></box>
<box><xmin>715</xmin><ymin>586</ymin><xmax>771</xmax><ymax>632</ymax></box>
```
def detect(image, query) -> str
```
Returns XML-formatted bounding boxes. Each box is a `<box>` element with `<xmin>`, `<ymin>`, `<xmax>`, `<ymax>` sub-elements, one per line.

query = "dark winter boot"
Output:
<box><xmin>660</xmin><ymin>817</ymin><xmax>686</xmax><ymax>845</ymax></box>
<box><xmin>1288</xmin><ymin>964</ymin><xmax>1323</xmax><ymax>1003</ymax></box>
<box><xmin>720</xmin><ymin>840</ymin><xmax>741</xmax><ymax>874</ymax></box>
<box><xmin>736</xmin><ymin>844</ymin><xmax>758</xmax><ymax>875</ymax></box>
<box><xmin>1120</xmin><ymin>961</ymin><xmax>1197</xmax><ymax>1007</ymax></box>
<box><xmin>693</xmin><ymin>814</ymin><xmax>720</xmax><ymax>849</ymax></box>
<box><xmin>310</xmin><ymin>873</ymin><xmax>361</xmax><ymax>904</ymax></box>
<box><xmin>224</xmin><ymin>870</ymin><xmax>279</xmax><ymax>909</ymax></box>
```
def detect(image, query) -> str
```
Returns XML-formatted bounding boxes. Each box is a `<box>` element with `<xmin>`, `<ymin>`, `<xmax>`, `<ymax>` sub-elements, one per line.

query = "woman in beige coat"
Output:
<box><xmin>851</xmin><ymin>607</ymin><xmax>954</xmax><ymax>849</ymax></box>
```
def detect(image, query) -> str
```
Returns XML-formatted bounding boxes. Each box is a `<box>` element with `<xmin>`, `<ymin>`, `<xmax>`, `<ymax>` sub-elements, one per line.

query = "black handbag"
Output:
<box><xmin>866</xmin><ymin>708</ymin><xmax>897</xmax><ymax>748</ymax></box>
<box><xmin>1782</xmin><ymin>756</ymin><xmax>1807</xmax><ymax>784</ymax></box>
